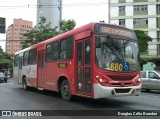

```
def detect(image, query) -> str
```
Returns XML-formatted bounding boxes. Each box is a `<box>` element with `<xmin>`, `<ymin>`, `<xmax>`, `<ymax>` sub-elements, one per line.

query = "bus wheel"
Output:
<box><xmin>22</xmin><ymin>77</ymin><xmax>28</xmax><ymax>90</ymax></box>
<box><xmin>61</xmin><ymin>80</ymin><xmax>72</xmax><ymax>101</ymax></box>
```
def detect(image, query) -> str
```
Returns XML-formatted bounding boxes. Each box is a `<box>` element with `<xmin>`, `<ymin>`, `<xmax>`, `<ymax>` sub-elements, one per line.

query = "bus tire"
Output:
<box><xmin>22</xmin><ymin>77</ymin><xmax>28</xmax><ymax>90</ymax></box>
<box><xmin>61</xmin><ymin>80</ymin><xmax>72</xmax><ymax>101</ymax></box>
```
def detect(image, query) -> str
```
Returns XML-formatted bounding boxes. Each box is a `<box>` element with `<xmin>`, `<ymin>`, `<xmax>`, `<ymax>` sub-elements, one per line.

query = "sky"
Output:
<box><xmin>0</xmin><ymin>0</ymin><xmax>109</xmax><ymax>51</ymax></box>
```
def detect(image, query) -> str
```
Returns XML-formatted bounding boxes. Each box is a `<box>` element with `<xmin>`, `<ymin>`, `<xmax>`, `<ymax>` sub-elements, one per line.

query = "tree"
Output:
<box><xmin>134</xmin><ymin>30</ymin><xmax>153</xmax><ymax>69</ymax></box>
<box><xmin>21</xmin><ymin>17</ymin><xmax>59</xmax><ymax>49</ymax></box>
<box><xmin>134</xmin><ymin>30</ymin><xmax>152</xmax><ymax>53</ymax></box>
<box><xmin>59</xmin><ymin>19</ymin><xmax>76</xmax><ymax>33</ymax></box>
<box><xmin>0</xmin><ymin>47</ymin><xmax>13</xmax><ymax>71</ymax></box>
<box><xmin>21</xmin><ymin>17</ymin><xmax>76</xmax><ymax>49</ymax></box>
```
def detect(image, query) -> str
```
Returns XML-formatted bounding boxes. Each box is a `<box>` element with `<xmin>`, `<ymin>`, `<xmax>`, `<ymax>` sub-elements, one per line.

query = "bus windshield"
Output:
<box><xmin>95</xmin><ymin>35</ymin><xmax>140</xmax><ymax>72</ymax></box>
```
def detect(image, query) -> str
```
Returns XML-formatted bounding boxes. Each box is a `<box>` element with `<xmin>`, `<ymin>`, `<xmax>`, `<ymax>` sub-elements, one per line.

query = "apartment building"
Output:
<box><xmin>109</xmin><ymin>0</ymin><xmax>160</xmax><ymax>56</ymax></box>
<box><xmin>37</xmin><ymin>0</ymin><xmax>62</xmax><ymax>29</ymax></box>
<box><xmin>5</xmin><ymin>18</ymin><xmax>33</xmax><ymax>55</ymax></box>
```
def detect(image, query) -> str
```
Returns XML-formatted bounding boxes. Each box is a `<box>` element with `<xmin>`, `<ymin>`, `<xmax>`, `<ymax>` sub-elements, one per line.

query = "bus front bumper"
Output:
<box><xmin>93</xmin><ymin>83</ymin><xmax>141</xmax><ymax>99</ymax></box>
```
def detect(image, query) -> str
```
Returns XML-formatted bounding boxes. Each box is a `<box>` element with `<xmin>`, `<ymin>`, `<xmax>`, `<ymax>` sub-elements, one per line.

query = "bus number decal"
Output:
<box><xmin>107</xmin><ymin>63</ymin><xmax>123</xmax><ymax>71</ymax></box>
<box><xmin>58</xmin><ymin>63</ymin><xmax>67</xmax><ymax>68</ymax></box>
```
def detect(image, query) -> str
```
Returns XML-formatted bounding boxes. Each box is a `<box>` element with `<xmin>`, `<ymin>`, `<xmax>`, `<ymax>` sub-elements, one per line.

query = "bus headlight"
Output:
<box><xmin>99</xmin><ymin>78</ymin><xmax>103</xmax><ymax>82</ymax></box>
<box><xmin>96</xmin><ymin>75</ymin><xmax>108</xmax><ymax>86</ymax></box>
<box><xmin>133</xmin><ymin>75</ymin><xmax>141</xmax><ymax>86</ymax></box>
<box><xmin>137</xmin><ymin>78</ymin><xmax>141</xmax><ymax>82</ymax></box>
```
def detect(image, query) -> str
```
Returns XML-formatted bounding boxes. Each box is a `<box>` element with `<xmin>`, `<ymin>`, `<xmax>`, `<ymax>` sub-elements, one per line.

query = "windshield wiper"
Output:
<box><xmin>123</xmin><ymin>39</ymin><xmax>131</xmax><ymax>47</ymax></box>
<box><xmin>102</xmin><ymin>40</ymin><xmax>122</xmax><ymax>62</ymax></box>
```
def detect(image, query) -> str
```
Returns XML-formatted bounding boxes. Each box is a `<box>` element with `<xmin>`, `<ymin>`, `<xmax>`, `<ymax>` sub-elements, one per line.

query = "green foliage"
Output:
<box><xmin>59</xmin><ymin>19</ymin><xmax>76</xmax><ymax>33</ymax></box>
<box><xmin>135</xmin><ymin>30</ymin><xmax>153</xmax><ymax>67</ymax></box>
<box><xmin>0</xmin><ymin>47</ymin><xmax>13</xmax><ymax>71</ymax></box>
<box><xmin>140</xmin><ymin>57</ymin><xmax>153</xmax><ymax>64</ymax></box>
<box><xmin>134</xmin><ymin>30</ymin><xmax>152</xmax><ymax>52</ymax></box>
<box><xmin>21</xmin><ymin>17</ymin><xmax>59</xmax><ymax>49</ymax></box>
<box><xmin>21</xmin><ymin>17</ymin><xmax>76</xmax><ymax>49</ymax></box>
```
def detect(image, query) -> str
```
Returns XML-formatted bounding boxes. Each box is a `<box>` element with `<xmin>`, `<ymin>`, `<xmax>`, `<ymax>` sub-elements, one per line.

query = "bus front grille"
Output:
<box><xmin>108</xmin><ymin>75</ymin><xmax>136</xmax><ymax>80</ymax></box>
<box><xmin>111</xmin><ymin>82</ymin><xmax>132</xmax><ymax>87</ymax></box>
<box><xmin>115</xmin><ymin>88</ymin><xmax>131</xmax><ymax>93</ymax></box>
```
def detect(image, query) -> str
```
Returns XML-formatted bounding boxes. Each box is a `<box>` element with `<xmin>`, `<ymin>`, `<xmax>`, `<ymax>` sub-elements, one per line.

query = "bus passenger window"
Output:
<box><xmin>60</xmin><ymin>36</ymin><xmax>73</xmax><ymax>60</ymax></box>
<box><xmin>28</xmin><ymin>49</ymin><xmax>37</xmax><ymax>65</ymax></box>
<box><xmin>77</xmin><ymin>42</ymin><xmax>82</xmax><ymax>66</ymax></box>
<box><xmin>23</xmin><ymin>51</ymin><xmax>29</xmax><ymax>66</ymax></box>
<box><xmin>85</xmin><ymin>39</ymin><xmax>91</xmax><ymax>65</ymax></box>
<box><xmin>46</xmin><ymin>41</ymin><xmax>59</xmax><ymax>62</ymax></box>
<box><xmin>14</xmin><ymin>55</ymin><xmax>19</xmax><ymax>67</ymax></box>
<box><xmin>46</xmin><ymin>44</ymin><xmax>53</xmax><ymax>62</ymax></box>
<box><xmin>60</xmin><ymin>51</ymin><xmax>66</xmax><ymax>60</ymax></box>
<box><xmin>52</xmin><ymin>41</ymin><xmax>59</xmax><ymax>61</ymax></box>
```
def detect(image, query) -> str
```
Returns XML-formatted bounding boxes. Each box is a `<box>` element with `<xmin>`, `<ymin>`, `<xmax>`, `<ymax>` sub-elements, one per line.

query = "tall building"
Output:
<box><xmin>109</xmin><ymin>0</ymin><xmax>160</xmax><ymax>56</ymax></box>
<box><xmin>37</xmin><ymin>0</ymin><xmax>62</xmax><ymax>29</ymax></box>
<box><xmin>5</xmin><ymin>18</ymin><xmax>33</xmax><ymax>55</ymax></box>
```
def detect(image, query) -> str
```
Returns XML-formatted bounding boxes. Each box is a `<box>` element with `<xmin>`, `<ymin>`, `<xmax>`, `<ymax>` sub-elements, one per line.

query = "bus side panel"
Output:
<box><xmin>27</xmin><ymin>64</ymin><xmax>37</xmax><ymax>87</ymax></box>
<box><xmin>13</xmin><ymin>54</ymin><xmax>22</xmax><ymax>84</ymax></box>
<box><xmin>13</xmin><ymin>67</ymin><xmax>19</xmax><ymax>83</ymax></box>
<box><xmin>22</xmin><ymin>65</ymin><xmax>37</xmax><ymax>88</ymax></box>
<box><xmin>43</xmin><ymin>60</ymin><xmax>75</xmax><ymax>92</ymax></box>
<box><xmin>43</xmin><ymin>62</ymin><xmax>58</xmax><ymax>91</ymax></box>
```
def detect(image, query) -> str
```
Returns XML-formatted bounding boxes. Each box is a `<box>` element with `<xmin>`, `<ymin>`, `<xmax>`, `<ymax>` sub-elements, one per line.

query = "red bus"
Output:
<box><xmin>13</xmin><ymin>22</ymin><xmax>141</xmax><ymax>101</ymax></box>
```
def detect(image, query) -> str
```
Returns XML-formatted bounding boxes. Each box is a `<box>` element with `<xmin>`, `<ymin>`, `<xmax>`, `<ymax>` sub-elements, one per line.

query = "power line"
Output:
<box><xmin>0</xmin><ymin>2</ymin><xmax>108</xmax><ymax>7</ymax></box>
<box><xmin>0</xmin><ymin>5</ymin><xmax>35</xmax><ymax>10</ymax></box>
<box><xmin>0</xmin><ymin>5</ymin><xmax>27</xmax><ymax>8</ymax></box>
<box><xmin>0</xmin><ymin>2</ymin><xmax>108</xmax><ymax>10</ymax></box>
<box><xmin>0</xmin><ymin>0</ymin><xmax>156</xmax><ymax>10</ymax></box>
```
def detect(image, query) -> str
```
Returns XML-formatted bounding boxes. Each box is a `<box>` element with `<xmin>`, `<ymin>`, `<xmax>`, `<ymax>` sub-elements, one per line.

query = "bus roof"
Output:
<box><xmin>14</xmin><ymin>22</ymin><xmax>134</xmax><ymax>55</ymax></box>
<box><xmin>31</xmin><ymin>22</ymin><xmax>96</xmax><ymax>48</ymax></box>
<box><xmin>14</xmin><ymin>22</ymin><xmax>95</xmax><ymax>55</ymax></box>
<box><xmin>15</xmin><ymin>47</ymin><xmax>31</xmax><ymax>55</ymax></box>
<box><xmin>31</xmin><ymin>22</ymin><xmax>132</xmax><ymax>48</ymax></box>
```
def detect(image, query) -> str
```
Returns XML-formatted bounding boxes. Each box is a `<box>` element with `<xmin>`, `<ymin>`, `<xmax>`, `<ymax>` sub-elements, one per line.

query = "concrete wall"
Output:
<box><xmin>148</xmin><ymin>5</ymin><xmax>156</xmax><ymax>15</ymax></box>
<box><xmin>110</xmin><ymin>7</ymin><xmax>119</xmax><ymax>17</ymax></box>
<box><xmin>126</xmin><ymin>6</ymin><xmax>133</xmax><ymax>16</ymax></box>
<box><xmin>126</xmin><ymin>19</ymin><xmax>134</xmax><ymax>29</ymax></box>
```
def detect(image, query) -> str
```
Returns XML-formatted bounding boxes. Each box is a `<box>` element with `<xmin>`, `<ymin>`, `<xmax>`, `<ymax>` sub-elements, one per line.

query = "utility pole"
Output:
<box><xmin>108</xmin><ymin>0</ymin><xmax>110</xmax><ymax>23</ymax></box>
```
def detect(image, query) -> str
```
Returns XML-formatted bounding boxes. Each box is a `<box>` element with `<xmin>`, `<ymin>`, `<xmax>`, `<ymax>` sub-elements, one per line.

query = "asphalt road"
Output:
<box><xmin>0</xmin><ymin>78</ymin><xmax>160</xmax><ymax>119</ymax></box>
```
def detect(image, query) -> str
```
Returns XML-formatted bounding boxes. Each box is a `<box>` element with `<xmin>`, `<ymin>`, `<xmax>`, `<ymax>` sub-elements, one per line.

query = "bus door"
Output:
<box><xmin>76</xmin><ymin>38</ymin><xmax>92</xmax><ymax>96</ymax></box>
<box><xmin>18</xmin><ymin>56</ymin><xmax>22</xmax><ymax>84</ymax></box>
<box><xmin>37</xmin><ymin>51</ymin><xmax>44</xmax><ymax>88</ymax></box>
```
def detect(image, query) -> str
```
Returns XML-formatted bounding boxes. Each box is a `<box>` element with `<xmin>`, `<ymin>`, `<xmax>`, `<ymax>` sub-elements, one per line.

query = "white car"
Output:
<box><xmin>141</xmin><ymin>70</ymin><xmax>160</xmax><ymax>92</ymax></box>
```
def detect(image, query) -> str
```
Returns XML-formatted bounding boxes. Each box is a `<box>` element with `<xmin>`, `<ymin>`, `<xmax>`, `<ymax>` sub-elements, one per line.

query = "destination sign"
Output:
<box><xmin>94</xmin><ymin>24</ymin><xmax>136</xmax><ymax>40</ymax></box>
<box><xmin>101</xmin><ymin>27</ymin><xmax>132</xmax><ymax>38</ymax></box>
